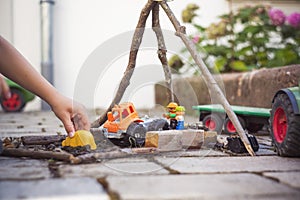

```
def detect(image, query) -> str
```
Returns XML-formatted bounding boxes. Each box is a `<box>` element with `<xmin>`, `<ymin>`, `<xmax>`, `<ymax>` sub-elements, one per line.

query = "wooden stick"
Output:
<box><xmin>71</xmin><ymin>150</ymin><xmax>129</xmax><ymax>164</ymax></box>
<box><xmin>159</xmin><ymin>1</ymin><xmax>255</xmax><ymax>156</ymax></box>
<box><xmin>152</xmin><ymin>2</ymin><xmax>174</xmax><ymax>102</ymax></box>
<box><xmin>1</xmin><ymin>148</ymin><xmax>75</xmax><ymax>162</ymax></box>
<box><xmin>21</xmin><ymin>135</ymin><xmax>66</xmax><ymax>146</ymax></box>
<box><xmin>91</xmin><ymin>0</ymin><xmax>155</xmax><ymax>128</ymax></box>
<box><xmin>70</xmin><ymin>148</ymin><xmax>158</xmax><ymax>164</ymax></box>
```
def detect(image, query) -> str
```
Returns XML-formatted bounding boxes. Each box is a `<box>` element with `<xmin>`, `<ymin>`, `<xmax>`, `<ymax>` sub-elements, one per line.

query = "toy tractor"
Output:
<box><xmin>101</xmin><ymin>102</ymin><xmax>169</xmax><ymax>147</ymax></box>
<box><xmin>0</xmin><ymin>79</ymin><xmax>35</xmax><ymax>112</ymax></box>
<box><xmin>270</xmin><ymin>81</ymin><xmax>300</xmax><ymax>157</ymax></box>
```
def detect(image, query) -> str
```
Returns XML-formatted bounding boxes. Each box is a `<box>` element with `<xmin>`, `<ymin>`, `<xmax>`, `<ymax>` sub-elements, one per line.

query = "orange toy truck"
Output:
<box><xmin>101</xmin><ymin>102</ymin><xmax>169</xmax><ymax>146</ymax></box>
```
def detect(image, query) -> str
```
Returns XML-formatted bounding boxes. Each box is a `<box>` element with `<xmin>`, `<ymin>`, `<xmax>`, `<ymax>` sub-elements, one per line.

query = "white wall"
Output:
<box><xmin>52</xmin><ymin>0</ymin><xmax>229</xmax><ymax>109</ymax></box>
<box><xmin>7</xmin><ymin>0</ymin><xmax>300</xmax><ymax>111</ymax></box>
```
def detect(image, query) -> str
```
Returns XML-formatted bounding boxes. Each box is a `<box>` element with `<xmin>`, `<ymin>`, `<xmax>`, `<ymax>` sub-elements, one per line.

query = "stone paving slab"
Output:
<box><xmin>256</xmin><ymin>144</ymin><xmax>277</xmax><ymax>156</ymax></box>
<box><xmin>0</xmin><ymin>111</ymin><xmax>65</xmax><ymax>137</ymax></box>
<box><xmin>157</xmin><ymin>149</ymin><xmax>229</xmax><ymax>158</ymax></box>
<box><xmin>154</xmin><ymin>156</ymin><xmax>300</xmax><ymax>174</ymax></box>
<box><xmin>0</xmin><ymin>156</ymin><xmax>50</xmax><ymax>180</ymax></box>
<box><xmin>0</xmin><ymin>127</ymin><xmax>66</xmax><ymax>137</ymax></box>
<box><xmin>59</xmin><ymin>157</ymin><xmax>169</xmax><ymax>178</ymax></box>
<box><xmin>0</xmin><ymin>112</ymin><xmax>63</xmax><ymax>127</ymax></box>
<box><xmin>1</xmin><ymin>110</ymin><xmax>300</xmax><ymax>199</ymax></box>
<box><xmin>0</xmin><ymin>124</ymin><xmax>64</xmax><ymax>130</ymax></box>
<box><xmin>263</xmin><ymin>172</ymin><xmax>300</xmax><ymax>189</ymax></box>
<box><xmin>106</xmin><ymin>173</ymin><xmax>300</xmax><ymax>200</ymax></box>
<box><xmin>162</xmin><ymin>147</ymin><xmax>276</xmax><ymax>157</ymax></box>
<box><xmin>0</xmin><ymin>177</ymin><xmax>108</xmax><ymax>200</ymax></box>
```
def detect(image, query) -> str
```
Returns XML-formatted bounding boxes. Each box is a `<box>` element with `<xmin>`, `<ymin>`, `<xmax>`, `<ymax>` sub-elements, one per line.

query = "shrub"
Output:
<box><xmin>170</xmin><ymin>4</ymin><xmax>300</xmax><ymax>74</ymax></box>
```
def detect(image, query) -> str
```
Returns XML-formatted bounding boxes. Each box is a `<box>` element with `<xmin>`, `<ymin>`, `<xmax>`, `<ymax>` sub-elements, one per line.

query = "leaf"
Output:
<box><xmin>214</xmin><ymin>57</ymin><xmax>227</xmax><ymax>71</ymax></box>
<box><xmin>235</xmin><ymin>46</ymin><xmax>252</xmax><ymax>57</ymax></box>
<box><xmin>237</xmin><ymin>7</ymin><xmax>254</xmax><ymax>23</ymax></box>
<box><xmin>193</xmin><ymin>24</ymin><xmax>206</xmax><ymax>32</ymax></box>
<box><xmin>243</xmin><ymin>25</ymin><xmax>261</xmax><ymax>35</ymax></box>
<box><xmin>256</xmin><ymin>51</ymin><xmax>268</xmax><ymax>60</ymax></box>
<box><xmin>236</xmin><ymin>32</ymin><xmax>247</xmax><ymax>42</ymax></box>
<box><xmin>251</xmin><ymin>37</ymin><xmax>269</xmax><ymax>46</ymax></box>
<box><xmin>276</xmin><ymin>49</ymin><xmax>299</xmax><ymax>64</ymax></box>
<box><xmin>247</xmin><ymin>65</ymin><xmax>258</xmax><ymax>70</ymax></box>
<box><xmin>203</xmin><ymin>45</ymin><xmax>230</xmax><ymax>57</ymax></box>
<box><xmin>230</xmin><ymin>60</ymin><xmax>249</xmax><ymax>71</ymax></box>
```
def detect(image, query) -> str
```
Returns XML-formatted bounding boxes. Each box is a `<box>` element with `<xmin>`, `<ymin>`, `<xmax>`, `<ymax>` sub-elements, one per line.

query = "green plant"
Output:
<box><xmin>170</xmin><ymin>4</ymin><xmax>300</xmax><ymax>74</ymax></box>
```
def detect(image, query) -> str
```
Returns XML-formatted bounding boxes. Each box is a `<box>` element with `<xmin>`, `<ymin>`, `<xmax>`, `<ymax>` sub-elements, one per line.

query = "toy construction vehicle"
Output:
<box><xmin>270</xmin><ymin>81</ymin><xmax>300</xmax><ymax>157</ymax></box>
<box><xmin>0</xmin><ymin>79</ymin><xmax>35</xmax><ymax>112</ymax></box>
<box><xmin>100</xmin><ymin>102</ymin><xmax>169</xmax><ymax>147</ymax></box>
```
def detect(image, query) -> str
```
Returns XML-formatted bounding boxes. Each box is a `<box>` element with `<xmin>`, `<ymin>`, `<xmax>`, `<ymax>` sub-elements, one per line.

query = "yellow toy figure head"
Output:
<box><xmin>167</xmin><ymin>102</ymin><xmax>178</xmax><ymax>113</ymax></box>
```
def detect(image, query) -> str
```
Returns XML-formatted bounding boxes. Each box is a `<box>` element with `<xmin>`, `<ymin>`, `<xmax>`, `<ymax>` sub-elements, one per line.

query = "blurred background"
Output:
<box><xmin>0</xmin><ymin>0</ymin><xmax>299</xmax><ymax>111</ymax></box>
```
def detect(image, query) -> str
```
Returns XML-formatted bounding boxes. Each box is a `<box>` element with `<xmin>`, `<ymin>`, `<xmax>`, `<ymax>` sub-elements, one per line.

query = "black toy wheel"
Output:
<box><xmin>126</xmin><ymin>122</ymin><xmax>147</xmax><ymax>146</ymax></box>
<box><xmin>1</xmin><ymin>88</ymin><xmax>26</xmax><ymax>112</ymax></box>
<box><xmin>247</xmin><ymin>123</ymin><xmax>264</xmax><ymax>133</ymax></box>
<box><xmin>203</xmin><ymin>114</ymin><xmax>223</xmax><ymax>134</ymax></box>
<box><xmin>146</xmin><ymin>118</ymin><xmax>169</xmax><ymax>131</ymax></box>
<box><xmin>224</xmin><ymin>116</ymin><xmax>246</xmax><ymax>135</ymax></box>
<box><xmin>270</xmin><ymin>93</ymin><xmax>300</xmax><ymax>157</ymax></box>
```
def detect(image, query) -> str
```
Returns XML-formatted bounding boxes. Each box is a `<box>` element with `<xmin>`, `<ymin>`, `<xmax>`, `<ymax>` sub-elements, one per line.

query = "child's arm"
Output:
<box><xmin>0</xmin><ymin>36</ymin><xmax>90</xmax><ymax>136</ymax></box>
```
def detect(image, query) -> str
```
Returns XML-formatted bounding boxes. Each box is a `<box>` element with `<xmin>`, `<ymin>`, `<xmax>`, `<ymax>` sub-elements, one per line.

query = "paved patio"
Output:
<box><xmin>0</xmin><ymin>111</ymin><xmax>300</xmax><ymax>200</ymax></box>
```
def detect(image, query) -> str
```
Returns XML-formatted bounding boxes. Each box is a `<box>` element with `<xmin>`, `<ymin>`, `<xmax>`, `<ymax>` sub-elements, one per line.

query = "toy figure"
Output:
<box><xmin>164</xmin><ymin>102</ymin><xmax>178</xmax><ymax>129</ymax></box>
<box><xmin>175</xmin><ymin>106</ymin><xmax>185</xmax><ymax>130</ymax></box>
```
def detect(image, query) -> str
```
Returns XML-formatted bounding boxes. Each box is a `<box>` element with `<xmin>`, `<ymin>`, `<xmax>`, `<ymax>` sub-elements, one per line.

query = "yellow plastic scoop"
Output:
<box><xmin>62</xmin><ymin>130</ymin><xmax>97</xmax><ymax>150</ymax></box>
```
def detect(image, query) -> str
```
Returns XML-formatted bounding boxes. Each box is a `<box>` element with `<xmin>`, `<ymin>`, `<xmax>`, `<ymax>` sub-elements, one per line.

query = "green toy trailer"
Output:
<box><xmin>192</xmin><ymin>104</ymin><xmax>271</xmax><ymax>134</ymax></box>
<box><xmin>0</xmin><ymin>79</ymin><xmax>35</xmax><ymax>112</ymax></box>
<box><xmin>270</xmin><ymin>81</ymin><xmax>300</xmax><ymax>157</ymax></box>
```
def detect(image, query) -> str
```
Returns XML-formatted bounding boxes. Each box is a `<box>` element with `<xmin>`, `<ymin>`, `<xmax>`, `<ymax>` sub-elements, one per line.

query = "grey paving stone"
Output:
<box><xmin>106</xmin><ymin>173</ymin><xmax>300</xmax><ymax>200</ymax></box>
<box><xmin>0</xmin><ymin>156</ymin><xmax>50</xmax><ymax>180</ymax></box>
<box><xmin>0</xmin><ymin>111</ymin><xmax>65</xmax><ymax>137</ymax></box>
<box><xmin>0</xmin><ymin>177</ymin><xmax>108</xmax><ymax>200</ymax></box>
<box><xmin>263</xmin><ymin>172</ymin><xmax>300</xmax><ymax>189</ymax></box>
<box><xmin>0</xmin><ymin>124</ymin><xmax>64</xmax><ymax>130</ymax></box>
<box><xmin>155</xmin><ymin>156</ymin><xmax>300</xmax><ymax>173</ymax></box>
<box><xmin>59</xmin><ymin>158</ymin><xmax>169</xmax><ymax>178</ymax></box>
<box><xmin>104</xmin><ymin>157</ymin><xmax>150</xmax><ymax>163</ymax></box>
<box><xmin>158</xmin><ymin>149</ymin><xmax>228</xmax><ymax>158</ymax></box>
<box><xmin>255</xmin><ymin>144</ymin><xmax>277</xmax><ymax>156</ymax></box>
<box><xmin>0</xmin><ymin>112</ymin><xmax>61</xmax><ymax>125</ymax></box>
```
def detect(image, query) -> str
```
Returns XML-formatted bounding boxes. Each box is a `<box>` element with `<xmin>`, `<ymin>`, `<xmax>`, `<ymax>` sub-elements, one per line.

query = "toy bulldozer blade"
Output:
<box><xmin>62</xmin><ymin>130</ymin><xmax>97</xmax><ymax>150</ymax></box>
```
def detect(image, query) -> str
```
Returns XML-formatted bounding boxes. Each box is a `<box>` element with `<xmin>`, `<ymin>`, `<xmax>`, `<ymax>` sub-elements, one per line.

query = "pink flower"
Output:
<box><xmin>287</xmin><ymin>12</ymin><xmax>300</xmax><ymax>28</ymax></box>
<box><xmin>268</xmin><ymin>8</ymin><xmax>286</xmax><ymax>26</ymax></box>
<box><xmin>192</xmin><ymin>35</ymin><xmax>200</xmax><ymax>44</ymax></box>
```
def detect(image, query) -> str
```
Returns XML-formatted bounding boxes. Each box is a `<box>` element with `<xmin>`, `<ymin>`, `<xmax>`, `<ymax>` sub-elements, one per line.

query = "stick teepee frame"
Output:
<box><xmin>91</xmin><ymin>0</ymin><xmax>255</xmax><ymax>156</ymax></box>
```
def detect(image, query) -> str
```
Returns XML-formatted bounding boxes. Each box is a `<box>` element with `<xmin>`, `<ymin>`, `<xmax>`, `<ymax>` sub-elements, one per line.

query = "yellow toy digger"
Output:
<box><xmin>62</xmin><ymin>130</ymin><xmax>97</xmax><ymax>150</ymax></box>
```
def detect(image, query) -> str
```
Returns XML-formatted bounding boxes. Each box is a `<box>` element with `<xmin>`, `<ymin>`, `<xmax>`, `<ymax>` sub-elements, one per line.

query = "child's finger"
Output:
<box><xmin>62</xmin><ymin>117</ymin><xmax>75</xmax><ymax>137</ymax></box>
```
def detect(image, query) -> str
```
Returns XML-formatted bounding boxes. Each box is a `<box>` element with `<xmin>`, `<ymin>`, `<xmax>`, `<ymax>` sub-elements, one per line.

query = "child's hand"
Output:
<box><xmin>50</xmin><ymin>94</ymin><xmax>90</xmax><ymax>136</ymax></box>
<box><xmin>0</xmin><ymin>74</ymin><xmax>11</xmax><ymax>100</ymax></box>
